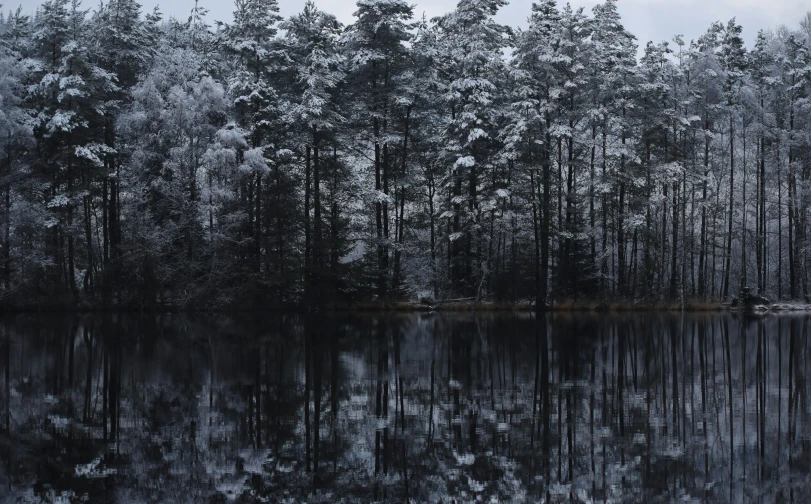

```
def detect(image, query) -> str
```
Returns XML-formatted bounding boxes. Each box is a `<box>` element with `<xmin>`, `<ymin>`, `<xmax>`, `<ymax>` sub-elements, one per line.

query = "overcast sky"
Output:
<box><xmin>11</xmin><ymin>0</ymin><xmax>811</xmax><ymax>52</ymax></box>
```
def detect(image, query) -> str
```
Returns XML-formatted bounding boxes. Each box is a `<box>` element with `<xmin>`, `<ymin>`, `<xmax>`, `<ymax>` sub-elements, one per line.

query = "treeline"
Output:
<box><xmin>1</xmin><ymin>0</ymin><xmax>810</xmax><ymax>309</ymax></box>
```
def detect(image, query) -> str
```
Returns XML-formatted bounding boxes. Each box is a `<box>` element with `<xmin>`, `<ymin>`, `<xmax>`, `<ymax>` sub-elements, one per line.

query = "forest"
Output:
<box><xmin>1</xmin><ymin>0</ymin><xmax>811</xmax><ymax>309</ymax></box>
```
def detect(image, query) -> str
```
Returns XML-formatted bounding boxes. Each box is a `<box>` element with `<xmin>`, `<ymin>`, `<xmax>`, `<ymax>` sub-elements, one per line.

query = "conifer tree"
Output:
<box><xmin>433</xmin><ymin>0</ymin><xmax>509</xmax><ymax>296</ymax></box>
<box><xmin>281</xmin><ymin>0</ymin><xmax>344</xmax><ymax>305</ymax></box>
<box><xmin>343</xmin><ymin>0</ymin><xmax>413</xmax><ymax>300</ymax></box>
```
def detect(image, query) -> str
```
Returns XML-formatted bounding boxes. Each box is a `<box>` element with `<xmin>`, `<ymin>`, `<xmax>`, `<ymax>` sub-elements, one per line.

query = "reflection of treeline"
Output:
<box><xmin>1</xmin><ymin>314</ymin><xmax>811</xmax><ymax>502</ymax></box>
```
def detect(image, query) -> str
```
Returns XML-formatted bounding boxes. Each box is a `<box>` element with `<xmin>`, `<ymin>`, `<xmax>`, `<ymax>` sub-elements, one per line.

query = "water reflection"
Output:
<box><xmin>0</xmin><ymin>313</ymin><xmax>809</xmax><ymax>502</ymax></box>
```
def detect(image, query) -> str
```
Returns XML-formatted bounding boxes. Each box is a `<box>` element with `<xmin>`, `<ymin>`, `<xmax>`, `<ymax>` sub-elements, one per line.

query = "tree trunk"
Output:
<box><xmin>617</xmin><ymin>108</ymin><xmax>627</xmax><ymax>297</ymax></box>
<box><xmin>304</xmin><ymin>145</ymin><xmax>311</xmax><ymax>303</ymax></box>
<box><xmin>4</xmin><ymin>131</ymin><xmax>11</xmax><ymax>291</ymax></box>
<box><xmin>531</xmin><ymin>166</ymin><xmax>542</xmax><ymax>309</ymax></box>
<box><xmin>392</xmin><ymin>105</ymin><xmax>411</xmax><ymax>294</ymax></box>
<box><xmin>723</xmin><ymin>114</ymin><xmax>734</xmax><ymax>299</ymax></box>
<box><xmin>670</xmin><ymin>179</ymin><xmax>679</xmax><ymax>299</ymax></box>
<box><xmin>313</xmin><ymin>128</ymin><xmax>322</xmax><ymax>306</ymax></box>
<box><xmin>699</xmin><ymin>120</ymin><xmax>711</xmax><ymax>299</ymax></box>
<box><xmin>541</xmin><ymin>112</ymin><xmax>551</xmax><ymax>306</ymax></box>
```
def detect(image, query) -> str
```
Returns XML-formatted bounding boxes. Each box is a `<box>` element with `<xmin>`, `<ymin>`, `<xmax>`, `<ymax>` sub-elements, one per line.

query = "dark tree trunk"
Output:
<box><xmin>313</xmin><ymin>129</ymin><xmax>322</xmax><ymax>306</ymax></box>
<box><xmin>541</xmin><ymin>113</ymin><xmax>552</xmax><ymax>306</ymax></box>
<box><xmin>723</xmin><ymin>115</ymin><xmax>734</xmax><ymax>299</ymax></box>
<box><xmin>392</xmin><ymin>105</ymin><xmax>410</xmax><ymax>294</ymax></box>
<box><xmin>304</xmin><ymin>145</ymin><xmax>311</xmax><ymax>303</ymax></box>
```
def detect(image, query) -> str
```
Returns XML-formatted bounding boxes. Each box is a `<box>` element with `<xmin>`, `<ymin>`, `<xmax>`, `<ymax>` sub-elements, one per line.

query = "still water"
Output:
<box><xmin>0</xmin><ymin>312</ymin><xmax>808</xmax><ymax>503</ymax></box>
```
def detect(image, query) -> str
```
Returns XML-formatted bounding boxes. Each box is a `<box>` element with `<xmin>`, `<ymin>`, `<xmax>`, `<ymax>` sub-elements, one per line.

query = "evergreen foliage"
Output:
<box><xmin>1</xmin><ymin>0</ymin><xmax>811</xmax><ymax>308</ymax></box>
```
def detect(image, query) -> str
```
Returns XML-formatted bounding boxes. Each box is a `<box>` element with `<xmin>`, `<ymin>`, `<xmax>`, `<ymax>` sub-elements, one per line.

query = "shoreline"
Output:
<box><xmin>3</xmin><ymin>299</ymin><xmax>811</xmax><ymax>314</ymax></box>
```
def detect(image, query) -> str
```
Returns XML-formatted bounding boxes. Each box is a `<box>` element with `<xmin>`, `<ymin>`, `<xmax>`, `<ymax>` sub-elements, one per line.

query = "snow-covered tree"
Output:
<box><xmin>0</xmin><ymin>6</ymin><xmax>33</xmax><ymax>294</ymax></box>
<box><xmin>0</xmin><ymin>0</ymin><xmax>810</xmax><ymax>306</ymax></box>
<box><xmin>432</xmin><ymin>0</ymin><xmax>509</xmax><ymax>296</ymax></box>
<box><xmin>281</xmin><ymin>1</ymin><xmax>345</xmax><ymax>305</ymax></box>
<box><xmin>591</xmin><ymin>0</ymin><xmax>638</xmax><ymax>296</ymax></box>
<box><xmin>343</xmin><ymin>0</ymin><xmax>414</xmax><ymax>299</ymax></box>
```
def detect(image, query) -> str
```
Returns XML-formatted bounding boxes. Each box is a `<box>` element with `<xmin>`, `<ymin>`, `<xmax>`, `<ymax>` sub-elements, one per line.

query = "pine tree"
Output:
<box><xmin>592</xmin><ymin>0</ymin><xmax>638</xmax><ymax>296</ymax></box>
<box><xmin>281</xmin><ymin>1</ymin><xmax>345</xmax><ymax>306</ymax></box>
<box><xmin>406</xmin><ymin>16</ymin><xmax>447</xmax><ymax>298</ymax></box>
<box><xmin>117</xmin><ymin>41</ymin><xmax>229</xmax><ymax>305</ymax></box>
<box><xmin>343</xmin><ymin>0</ymin><xmax>413</xmax><ymax>300</ymax></box>
<box><xmin>433</xmin><ymin>0</ymin><xmax>509</xmax><ymax>297</ymax></box>
<box><xmin>221</xmin><ymin>0</ymin><xmax>283</xmax><ymax>278</ymax></box>
<box><xmin>719</xmin><ymin>18</ymin><xmax>747</xmax><ymax>299</ymax></box>
<box><xmin>777</xmin><ymin>34</ymin><xmax>810</xmax><ymax>298</ymax></box>
<box><xmin>749</xmin><ymin>31</ymin><xmax>775</xmax><ymax>295</ymax></box>
<box><xmin>553</xmin><ymin>3</ymin><xmax>594</xmax><ymax>296</ymax></box>
<box><xmin>0</xmin><ymin>5</ymin><xmax>33</xmax><ymax>294</ymax></box>
<box><xmin>512</xmin><ymin>0</ymin><xmax>561</xmax><ymax>305</ymax></box>
<box><xmin>28</xmin><ymin>0</ymin><xmax>119</xmax><ymax>298</ymax></box>
<box><xmin>638</xmin><ymin>40</ymin><xmax>672</xmax><ymax>297</ymax></box>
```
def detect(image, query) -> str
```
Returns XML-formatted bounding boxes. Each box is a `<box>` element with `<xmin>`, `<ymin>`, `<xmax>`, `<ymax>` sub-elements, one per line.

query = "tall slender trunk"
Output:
<box><xmin>756</xmin><ymin>133</ymin><xmax>763</xmax><ymax>292</ymax></box>
<box><xmin>330</xmin><ymin>148</ymin><xmax>340</xmax><ymax>302</ymax></box>
<box><xmin>427</xmin><ymin>170</ymin><xmax>437</xmax><ymax>297</ymax></box>
<box><xmin>467</xmin><ymin>146</ymin><xmax>478</xmax><ymax>297</ymax></box>
<box><xmin>741</xmin><ymin>125</ymin><xmax>747</xmax><ymax>289</ymax></box>
<box><xmin>102</xmin><ymin>347</ymin><xmax>108</xmax><ymax>441</ymax></box>
<box><xmin>590</xmin><ymin>125</ymin><xmax>597</xmax><ymax>271</ymax></box>
<box><xmin>0</xmin><ymin>192</ymin><xmax>7</xmax><ymax>273</ymax></box>
<box><xmin>102</xmin><ymin>177</ymin><xmax>108</xmax><ymax>268</ymax></box>
<box><xmin>617</xmin><ymin>107</ymin><xmax>627</xmax><ymax>296</ymax></box>
<box><xmin>699</xmin><ymin>120</ymin><xmax>711</xmax><ymax>298</ymax></box>
<box><xmin>304</xmin><ymin>145</ymin><xmax>311</xmax><ymax>303</ymax></box>
<box><xmin>662</xmin><ymin>132</ymin><xmax>670</xmax><ymax>294</ymax></box>
<box><xmin>601</xmin><ymin>128</ymin><xmax>609</xmax><ymax>293</ymax></box>
<box><xmin>4</xmin><ymin>329</ymin><xmax>9</xmax><ymax>434</ymax></box>
<box><xmin>255</xmin><ymin>172</ymin><xmax>262</xmax><ymax>274</ymax></box>
<box><xmin>373</xmin><ymin>64</ymin><xmax>385</xmax><ymax>299</ymax></box>
<box><xmin>276</xmin><ymin>163</ymin><xmax>284</xmax><ymax>280</ymax></box>
<box><xmin>541</xmin><ymin>111</ymin><xmax>551</xmax><ymax>305</ymax></box>
<box><xmin>392</xmin><ymin>105</ymin><xmax>411</xmax><ymax>293</ymax></box>
<box><xmin>531</xmin><ymin>166</ymin><xmax>542</xmax><ymax>308</ymax></box>
<box><xmin>670</xmin><ymin>178</ymin><xmax>679</xmax><ymax>299</ymax></box>
<box><xmin>777</xmin><ymin>144</ymin><xmax>783</xmax><ymax>299</ymax></box>
<box><xmin>645</xmin><ymin>137</ymin><xmax>654</xmax><ymax>297</ymax></box>
<box><xmin>723</xmin><ymin>113</ymin><xmax>734</xmax><ymax>299</ymax></box>
<box><xmin>564</xmin><ymin>110</ymin><xmax>576</xmax><ymax>293</ymax></box>
<box><xmin>313</xmin><ymin>129</ymin><xmax>322</xmax><ymax>306</ymax></box>
<box><xmin>4</xmin><ymin>131</ymin><xmax>11</xmax><ymax>291</ymax></box>
<box><xmin>788</xmin><ymin>161</ymin><xmax>796</xmax><ymax>299</ymax></box>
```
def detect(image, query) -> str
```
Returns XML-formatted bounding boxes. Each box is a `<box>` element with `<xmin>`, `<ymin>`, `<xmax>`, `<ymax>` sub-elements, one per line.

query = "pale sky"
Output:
<box><xmin>10</xmin><ymin>0</ymin><xmax>811</xmax><ymax>52</ymax></box>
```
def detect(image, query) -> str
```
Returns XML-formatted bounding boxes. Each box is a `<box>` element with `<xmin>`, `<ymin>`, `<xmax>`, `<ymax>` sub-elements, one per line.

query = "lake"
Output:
<box><xmin>0</xmin><ymin>312</ymin><xmax>808</xmax><ymax>503</ymax></box>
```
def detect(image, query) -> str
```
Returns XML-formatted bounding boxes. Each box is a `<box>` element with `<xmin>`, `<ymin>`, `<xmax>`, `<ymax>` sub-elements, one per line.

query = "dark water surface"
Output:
<box><xmin>0</xmin><ymin>312</ymin><xmax>809</xmax><ymax>503</ymax></box>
